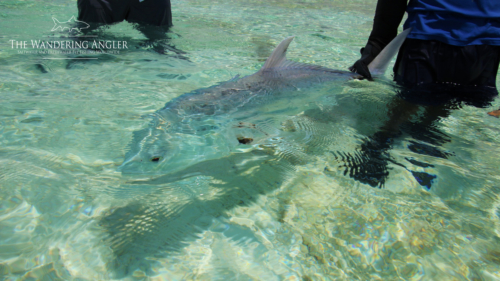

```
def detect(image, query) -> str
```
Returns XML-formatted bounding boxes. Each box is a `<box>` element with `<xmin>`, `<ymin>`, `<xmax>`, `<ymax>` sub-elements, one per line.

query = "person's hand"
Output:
<box><xmin>349</xmin><ymin>42</ymin><xmax>382</xmax><ymax>80</ymax></box>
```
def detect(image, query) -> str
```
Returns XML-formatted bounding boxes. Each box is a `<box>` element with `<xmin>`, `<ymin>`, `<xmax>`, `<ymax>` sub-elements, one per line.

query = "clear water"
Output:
<box><xmin>1</xmin><ymin>0</ymin><xmax>500</xmax><ymax>280</ymax></box>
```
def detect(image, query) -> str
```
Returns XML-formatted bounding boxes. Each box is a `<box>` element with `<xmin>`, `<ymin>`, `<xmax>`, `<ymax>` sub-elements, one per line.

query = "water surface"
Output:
<box><xmin>1</xmin><ymin>0</ymin><xmax>500</xmax><ymax>280</ymax></box>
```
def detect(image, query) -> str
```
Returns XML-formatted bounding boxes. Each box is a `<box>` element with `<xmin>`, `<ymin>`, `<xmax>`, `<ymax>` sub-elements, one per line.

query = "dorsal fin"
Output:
<box><xmin>368</xmin><ymin>28</ymin><xmax>411</xmax><ymax>77</ymax></box>
<box><xmin>260</xmin><ymin>36</ymin><xmax>295</xmax><ymax>71</ymax></box>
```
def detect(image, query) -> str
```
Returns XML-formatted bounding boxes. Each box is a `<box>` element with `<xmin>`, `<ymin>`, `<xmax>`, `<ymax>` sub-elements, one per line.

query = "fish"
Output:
<box><xmin>120</xmin><ymin>29</ymin><xmax>411</xmax><ymax>175</ymax></box>
<box><xmin>51</xmin><ymin>16</ymin><xmax>90</xmax><ymax>33</ymax></box>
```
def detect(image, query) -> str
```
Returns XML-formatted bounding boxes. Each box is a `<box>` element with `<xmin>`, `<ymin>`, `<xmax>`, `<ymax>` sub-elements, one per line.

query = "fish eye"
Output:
<box><xmin>151</xmin><ymin>157</ymin><xmax>161</xmax><ymax>162</ymax></box>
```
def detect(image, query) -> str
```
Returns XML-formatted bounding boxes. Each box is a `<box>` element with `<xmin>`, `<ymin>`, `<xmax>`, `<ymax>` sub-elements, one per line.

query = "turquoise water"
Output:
<box><xmin>1</xmin><ymin>0</ymin><xmax>500</xmax><ymax>280</ymax></box>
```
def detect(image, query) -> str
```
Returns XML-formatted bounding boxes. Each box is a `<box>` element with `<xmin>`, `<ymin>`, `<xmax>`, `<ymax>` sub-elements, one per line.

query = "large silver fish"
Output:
<box><xmin>120</xmin><ymin>30</ymin><xmax>410</xmax><ymax>175</ymax></box>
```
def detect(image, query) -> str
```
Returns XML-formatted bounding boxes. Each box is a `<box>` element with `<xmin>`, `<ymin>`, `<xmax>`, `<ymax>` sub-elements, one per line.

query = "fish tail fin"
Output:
<box><xmin>368</xmin><ymin>28</ymin><xmax>411</xmax><ymax>77</ymax></box>
<box><xmin>51</xmin><ymin>17</ymin><xmax>61</xmax><ymax>31</ymax></box>
<box><xmin>259</xmin><ymin>36</ymin><xmax>295</xmax><ymax>71</ymax></box>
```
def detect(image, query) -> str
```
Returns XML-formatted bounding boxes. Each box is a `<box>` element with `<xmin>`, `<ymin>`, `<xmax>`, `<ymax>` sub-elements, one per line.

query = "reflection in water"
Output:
<box><xmin>336</xmin><ymin>84</ymin><xmax>498</xmax><ymax>188</ymax></box>
<box><xmin>71</xmin><ymin>23</ymin><xmax>189</xmax><ymax>61</ymax></box>
<box><xmin>133</xmin><ymin>24</ymin><xmax>188</xmax><ymax>59</ymax></box>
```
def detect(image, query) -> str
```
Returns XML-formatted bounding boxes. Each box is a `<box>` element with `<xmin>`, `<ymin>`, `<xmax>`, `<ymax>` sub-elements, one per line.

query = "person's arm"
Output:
<box><xmin>349</xmin><ymin>0</ymin><xmax>408</xmax><ymax>79</ymax></box>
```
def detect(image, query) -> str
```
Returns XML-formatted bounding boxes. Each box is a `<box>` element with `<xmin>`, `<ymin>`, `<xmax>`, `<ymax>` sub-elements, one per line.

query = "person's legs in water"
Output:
<box><xmin>127</xmin><ymin>0</ymin><xmax>188</xmax><ymax>58</ymax></box>
<box><xmin>76</xmin><ymin>0</ymin><xmax>183</xmax><ymax>58</ymax></box>
<box><xmin>77</xmin><ymin>0</ymin><xmax>172</xmax><ymax>37</ymax></box>
<box><xmin>394</xmin><ymin>39</ymin><xmax>500</xmax><ymax>89</ymax></box>
<box><xmin>128</xmin><ymin>0</ymin><xmax>172</xmax><ymax>27</ymax></box>
<box><xmin>393</xmin><ymin>39</ymin><xmax>500</xmax><ymax>146</ymax></box>
<box><xmin>77</xmin><ymin>0</ymin><xmax>172</xmax><ymax>27</ymax></box>
<box><xmin>347</xmin><ymin>39</ymin><xmax>500</xmax><ymax>188</ymax></box>
<box><xmin>77</xmin><ymin>0</ymin><xmax>132</xmax><ymax>32</ymax></box>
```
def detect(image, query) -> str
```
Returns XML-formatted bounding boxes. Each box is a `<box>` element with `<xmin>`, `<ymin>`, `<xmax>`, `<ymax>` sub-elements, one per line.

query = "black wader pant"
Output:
<box><xmin>77</xmin><ymin>0</ymin><xmax>172</xmax><ymax>27</ymax></box>
<box><xmin>394</xmin><ymin>38</ymin><xmax>500</xmax><ymax>106</ymax></box>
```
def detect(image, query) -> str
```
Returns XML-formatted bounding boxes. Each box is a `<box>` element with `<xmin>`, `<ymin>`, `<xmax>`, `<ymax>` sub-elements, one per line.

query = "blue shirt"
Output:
<box><xmin>403</xmin><ymin>0</ymin><xmax>500</xmax><ymax>46</ymax></box>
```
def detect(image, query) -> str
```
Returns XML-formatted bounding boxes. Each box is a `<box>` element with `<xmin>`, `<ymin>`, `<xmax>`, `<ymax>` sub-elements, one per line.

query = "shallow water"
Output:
<box><xmin>1</xmin><ymin>0</ymin><xmax>500</xmax><ymax>280</ymax></box>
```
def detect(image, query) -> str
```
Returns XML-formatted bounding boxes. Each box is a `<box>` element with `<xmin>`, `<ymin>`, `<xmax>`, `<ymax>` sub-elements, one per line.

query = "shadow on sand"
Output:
<box><xmin>99</xmin><ymin>148</ymin><xmax>297</xmax><ymax>278</ymax></box>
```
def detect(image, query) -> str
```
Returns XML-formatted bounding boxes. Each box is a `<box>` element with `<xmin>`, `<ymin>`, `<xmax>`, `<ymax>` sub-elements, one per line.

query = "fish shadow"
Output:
<box><xmin>99</xmin><ymin>149</ymin><xmax>294</xmax><ymax>278</ymax></box>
